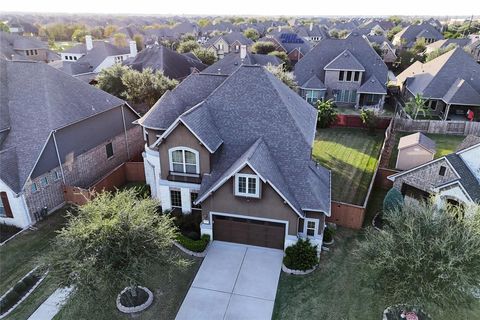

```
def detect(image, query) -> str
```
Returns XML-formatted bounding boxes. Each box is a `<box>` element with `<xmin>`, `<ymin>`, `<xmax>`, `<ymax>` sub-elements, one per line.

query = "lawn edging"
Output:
<box><xmin>0</xmin><ymin>227</ymin><xmax>29</xmax><ymax>247</ymax></box>
<box><xmin>173</xmin><ymin>240</ymin><xmax>209</xmax><ymax>258</ymax></box>
<box><xmin>281</xmin><ymin>264</ymin><xmax>317</xmax><ymax>275</ymax></box>
<box><xmin>0</xmin><ymin>267</ymin><xmax>48</xmax><ymax>319</ymax></box>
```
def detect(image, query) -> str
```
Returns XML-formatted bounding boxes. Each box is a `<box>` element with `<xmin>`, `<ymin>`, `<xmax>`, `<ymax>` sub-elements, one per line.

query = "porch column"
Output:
<box><xmin>180</xmin><ymin>188</ymin><xmax>191</xmax><ymax>214</ymax></box>
<box><xmin>380</xmin><ymin>95</ymin><xmax>386</xmax><ymax>109</ymax></box>
<box><xmin>355</xmin><ymin>93</ymin><xmax>361</xmax><ymax>109</ymax></box>
<box><xmin>443</xmin><ymin>104</ymin><xmax>451</xmax><ymax>121</ymax></box>
<box><xmin>159</xmin><ymin>185</ymin><xmax>171</xmax><ymax>211</ymax></box>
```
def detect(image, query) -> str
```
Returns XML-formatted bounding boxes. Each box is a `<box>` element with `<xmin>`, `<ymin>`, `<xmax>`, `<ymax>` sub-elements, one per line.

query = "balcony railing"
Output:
<box><xmin>167</xmin><ymin>171</ymin><xmax>202</xmax><ymax>184</ymax></box>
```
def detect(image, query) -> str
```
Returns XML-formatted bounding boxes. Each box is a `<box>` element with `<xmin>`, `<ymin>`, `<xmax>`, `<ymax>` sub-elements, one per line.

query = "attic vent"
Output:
<box><xmin>371</xmin><ymin>79</ymin><xmax>375</xmax><ymax>83</ymax></box>
<box><xmin>343</xmin><ymin>52</ymin><xmax>349</xmax><ymax>57</ymax></box>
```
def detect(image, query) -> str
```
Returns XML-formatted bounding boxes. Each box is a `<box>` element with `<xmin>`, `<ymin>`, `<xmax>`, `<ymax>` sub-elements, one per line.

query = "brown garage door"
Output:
<box><xmin>213</xmin><ymin>215</ymin><xmax>285</xmax><ymax>249</ymax></box>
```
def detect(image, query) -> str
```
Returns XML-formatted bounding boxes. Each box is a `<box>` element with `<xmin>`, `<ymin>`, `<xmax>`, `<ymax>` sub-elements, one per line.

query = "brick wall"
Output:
<box><xmin>24</xmin><ymin>127</ymin><xmax>143</xmax><ymax>220</ymax></box>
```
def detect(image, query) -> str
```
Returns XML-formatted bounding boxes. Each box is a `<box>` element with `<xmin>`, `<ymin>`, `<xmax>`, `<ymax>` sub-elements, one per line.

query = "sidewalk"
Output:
<box><xmin>27</xmin><ymin>287</ymin><xmax>73</xmax><ymax>320</ymax></box>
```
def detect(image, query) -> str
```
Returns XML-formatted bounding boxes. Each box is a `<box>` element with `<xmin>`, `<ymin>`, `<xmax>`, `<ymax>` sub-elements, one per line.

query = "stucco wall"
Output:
<box><xmin>158</xmin><ymin>123</ymin><xmax>210</xmax><ymax>180</ymax></box>
<box><xmin>200</xmin><ymin>165</ymin><xmax>300</xmax><ymax>236</ymax></box>
<box><xmin>0</xmin><ymin>179</ymin><xmax>30</xmax><ymax>228</ymax></box>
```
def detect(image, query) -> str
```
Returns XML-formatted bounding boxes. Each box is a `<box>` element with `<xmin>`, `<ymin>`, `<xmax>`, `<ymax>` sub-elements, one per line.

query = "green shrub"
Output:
<box><xmin>13</xmin><ymin>281</ymin><xmax>27</xmax><ymax>293</ymax></box>
<box><xmin>176</xmin><ymin>234</ymin><xmax>210</xmax><ymax>252</ymax></box>
<box><xmin>323</xmin><ymin>227</ymin><xmax>335</xmax><ymax>243</ymax></box>
<box><xmin>283</xmin><ymin>238</ymin><xmax>318</xmax><ymax>271</ymax></box>
<box><xmin>383</xmin><ymin>188</ymin><xmax>404</xmax><ymax>213</ymax></box>
<box><xmin>0</xmin><ymin>290</ymin><xmax>19</xmax><ymax>313</ymax></box>
<box><xmin>316</xmin><ymin>99</ymin><xmax>337</xmax><ymax>128</ymax></box>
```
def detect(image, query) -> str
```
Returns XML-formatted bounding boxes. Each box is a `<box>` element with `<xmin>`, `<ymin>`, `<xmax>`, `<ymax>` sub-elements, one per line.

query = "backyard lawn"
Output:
<box><xmin>313</xmin><ymin>128</ymin><xmax>384</xmax><ymax>206</ymax></box>
<box><xmin>388</xmin><ymin>132</ymin><xmax>465</xmax><ymax>169</ymax></box>
<box><xmin>273</xmin><ymin>228</ymin><xmax>480</xmax><ymax>320</ymax></box>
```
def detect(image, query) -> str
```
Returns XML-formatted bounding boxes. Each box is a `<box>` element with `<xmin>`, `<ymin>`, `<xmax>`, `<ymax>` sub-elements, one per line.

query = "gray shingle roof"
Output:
<box><xmin>457</xmin><ymin>135</ymin><xmax>480</xmax><ymax>151</ymax></box>
<box><xmin>0</xmin><ymin>60</ymin><xmax>125</xmax><ymax>194</ymax></box>
<box><xmin>141</xmin><ymin>65</ymin><xmax>330</xmax><ymax>214</ymax></box>
<box><xmin>445</xmin><ymin>153</ymin><xmax>480</xmax><ymax>202</ymax></box>
<box><xmin>442</xmin><ymin>78</ymin><xmax>480</xmax><ymax>105</ymax></box>
<box><xmin>123</xmin><ymin>44</ymin><xmax>206</xmax><ymax>80</ymax></box>
<box><xmin>205</xmin><ymin>32</ymin><xmax>253</xmax><ymax>48</ymax></box>
<box><xmin>294</xmin><ymin>33</ymin><xmax>388</xmax><ymax>91</ymax></box>
<box><xmin>357</xmin><ymin>75</ymin><xmax>387</xmax><ymax>94</ymax></box>
<box><xmin>398</xmin><ymin>132</ymin><xmax>436</xmax><ymax>153</ymax></box>
<box><xmin>201</xmin><ymin>52</ymin><xmax>282</xmax><ymax>75</ymax></box>
<box><xmin>299</xmin><ymin>74</ymin><xmax>326</xmax><ymax>90</ymax></box>
<box><xmin>324</xmin><ymin>49</ymin><xmax>365</xmax><ymax>71</ymax></box>
<box><xmin>395</xmin><ymin>22</ymin><xmax>444</xmax><ymax>47</ymax></box>
<box><xmin>397</xmin><ymin>48</ymin><xmax>480</xmax><ymax>105</ymax></box>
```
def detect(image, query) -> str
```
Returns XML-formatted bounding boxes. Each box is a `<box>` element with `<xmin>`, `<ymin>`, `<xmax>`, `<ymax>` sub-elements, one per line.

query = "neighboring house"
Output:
<box><xmin>392</xmin><ymin>22</ymin><xmax>444</xmax><ymax>49</ymax></box>
<box><xmin>365</xmin><ymin>34</ymin><xmax>397</xmax><ymax>64</ymax></box>
<box><xmin>51</xmin><ymin>35</ymin><xmax>137</xmax><ymax>80</ymax></box>
<box><xmin>466</xmin><ymin>39</ymin><xmax>480</xmax><ymax>63</ymax></box>
<box><xmin>0</xmin><ymin>60</ymin><xmax>143</xmax><ymax>228</ymax></box>
<box><xmin>204</xmin><ymin>32</ymin><xmax>253</xmax><ymax>59</ymax></box>
<box><xmin>361</xmin><ymin>19</ymin><xmax>396</xmax><ymax>36</ymax></box>
<box><xmin>123</xmin><ymin>44</ymin><xmax>206</xmax><ymax>81</ymax></box>
<box><xmin>0</xmin><ymin>31</ymin><xmax>59</xmax><ymax>62</ymax></box>
<box><xmin>395</xmin><ymin>132</ymin><xmax>436</xmax><ymax>170</ymax></box>
<box><xmin>296</xmin><ymin>23</ymin><xmax>330</xmax><ymax>43</ymax></box>
<box><xmin>260</xmin><ymin>32</ymin><xmax>312</xmax><ymax>65</ymax></box>
<box><xmin>202</xmin><ymin>45</ymin><xmax>282</xmax><ymax>75</ymax></box>
<box><xmin>388</xmin><ymin>139</ymin><xmax>480</xmax><ymax>216</ymax></box>
<box><xmin>424</xmin><ymin>38</ymin><xmax>471</xmax><ymax>54</ymax></box>
<box><xmin>294</xmin><ymin>33</ymin><xmax>388</xmax><ymax>108</ymax></box>
<box><xmin>396</xmin><ymin>48</ymin><xmax>480</xmax><ymax>121</ymax></box>
<box><xmin>137</xmin><ymin>65</ymin><xmax>331</xmax><ymax>250</ymax></box>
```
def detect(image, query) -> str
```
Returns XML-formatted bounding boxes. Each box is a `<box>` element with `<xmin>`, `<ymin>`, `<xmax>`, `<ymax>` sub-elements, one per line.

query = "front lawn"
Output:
<box><xmin>388</xmin><ymin>132</ymin><xmax>465</xmax><ymax>169</ymax></box>
<box><xmin>273</xmin><ymin>228</ymin><xmax>480</xmax><ymax>320</ymax></box>
<box><xmin>313</xmin><ymin>128</ymin><xmax>384</xmax><ymax>205</ymax></box>
<box><xmin>53</xmin><ymin>251</ymin><xmax>201</xmax><ymax>320</ymax></box>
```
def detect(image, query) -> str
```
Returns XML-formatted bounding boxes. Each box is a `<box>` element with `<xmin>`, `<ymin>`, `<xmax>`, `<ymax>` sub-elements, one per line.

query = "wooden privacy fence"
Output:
<box><xmin>63</xmin><ymin>162</ymin><xmax>145</xmax><ymax>206</ymax></box>
<box><xmin>394</xmin><ymin>118</ymin><xmax>480</xmax><ymax>136</ymax></box>
<box><xmin>334</xmin><ymin>114</ymin><xmax>391</xmax><ymax>129</ymax></box>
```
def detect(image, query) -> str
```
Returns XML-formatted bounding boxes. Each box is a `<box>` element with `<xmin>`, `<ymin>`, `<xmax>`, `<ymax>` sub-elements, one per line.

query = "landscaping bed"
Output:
<box><xmin>313</xmin><ymin>127</ymin><xmax>384</xmax><ymax>205</ymax></box>
<box><xmin>0</xmin><ymin>224</ymin><xmax>22</xmax><ymax>244</ymax></box>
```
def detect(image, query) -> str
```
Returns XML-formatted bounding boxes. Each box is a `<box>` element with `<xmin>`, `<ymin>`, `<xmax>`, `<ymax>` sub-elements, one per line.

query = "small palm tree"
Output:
<box><xmin>405</xmin><ymin>94</ymin><xmax>429</xmax><ymax>120</ymax></box>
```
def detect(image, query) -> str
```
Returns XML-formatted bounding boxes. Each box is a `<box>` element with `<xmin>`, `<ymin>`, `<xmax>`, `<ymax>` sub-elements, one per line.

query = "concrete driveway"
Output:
<box><xmin>176</xmin><ymin>241</ymin><xmax>284</xmax><ymax>320</ymax></box>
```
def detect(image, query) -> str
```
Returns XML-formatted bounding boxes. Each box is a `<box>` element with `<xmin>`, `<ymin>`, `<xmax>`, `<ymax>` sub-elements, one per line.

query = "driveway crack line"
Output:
<box><xmin>223</xmin><ymin>247</ymin><xmax>248</xmax><ymax>320</ymax></box>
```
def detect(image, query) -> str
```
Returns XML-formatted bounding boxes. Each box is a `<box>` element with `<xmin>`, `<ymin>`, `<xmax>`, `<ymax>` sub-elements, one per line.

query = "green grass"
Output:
<box><xmin>273</xmin><ymin>228</ymin><xmax>480</xmax><ymax>320</ymax></box>
<box><xmin>313</xmin><ymin>128</ymin><xmax>384</xmax><ymax>205</ymax></box>
<box><xmin>0</xmin><ymin>208</ymin><xmax>68</xmax><ymax>319</ymax></box>
<box><xmin>388</xmin><ymin>132</ymin><xmax>465</xmax><ymax>169</ymax></box>
<box><xmin>54</xmin><ymin>252</ymin><xmax>201</xmax><ymax>320</ymax></box>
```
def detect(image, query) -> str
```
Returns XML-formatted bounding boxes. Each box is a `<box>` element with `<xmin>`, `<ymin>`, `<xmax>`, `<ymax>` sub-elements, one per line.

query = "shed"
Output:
<box><xmin>396</xmin><ymin>132</ymin><xmax>436</xmax><ymax>170</ymax></box>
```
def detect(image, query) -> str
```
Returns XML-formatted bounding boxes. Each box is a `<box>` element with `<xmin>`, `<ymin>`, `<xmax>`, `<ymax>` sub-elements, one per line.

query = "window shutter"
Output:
<box><xmin>1</xmin><ymin>192</ymin><xmax>14</xmax><ymax>218</ymax></box>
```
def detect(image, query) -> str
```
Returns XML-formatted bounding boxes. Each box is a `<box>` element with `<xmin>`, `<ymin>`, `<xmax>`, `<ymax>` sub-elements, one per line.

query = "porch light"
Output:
<box><xmin>202</xmin><ymin>219</ymin><xmax>210</xmax><ymax>225</ymax></box>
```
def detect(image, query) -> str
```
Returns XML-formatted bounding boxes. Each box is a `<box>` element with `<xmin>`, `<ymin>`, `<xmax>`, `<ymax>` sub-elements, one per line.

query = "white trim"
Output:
<box><xmin>158</xmin><ymin>178</ymin><xmax>201</xmax><ymax>189</ymax></box>
<box><xmin>168</xmin><ymin>147</ymin><xmax>200</xmax><ymax>175</ymax></box>
<box><xmin>52</xmin><ymin>131</ymin><xmax>66</xmax><ymax>184</ymax></box>
<box><xmin>304</xmin><ymin>218</ymin><xmax>320</xmax><ymax>239</ymax></box>
<box><xmin>120</xmin><ymin>105</ymin><xmax>130</xmax><ymax>159</ymax></box>
<box><xmin>434</xmin><ymin>180</ymin><xmax>474</xmax><ymax>203</ymax></box>
<box><xmin>234</xmin><ymin>173</ymin><xmax>260</xmax><ymax>198</ymax></box>
<box><xmin>457</xmin><ymin>142</ymin><xmax>480</xmax><ymax>154</ymax></box>
<box><xmin>387</xmin><ymin>157</ymin><xmax>445</xmax><ymax>181</ymax></box>
<box><xmin>180</xmin><ymin>119</ymin><xmax>219</xmax><ymax>153</ymax></box>
<box><xmin>210</xmin><ymin>211</ymin><xmax>289</xmax><ymax>248</ymax></box>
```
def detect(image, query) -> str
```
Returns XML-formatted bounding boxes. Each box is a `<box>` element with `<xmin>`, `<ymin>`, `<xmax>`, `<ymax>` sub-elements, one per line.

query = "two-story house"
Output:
<box><xmin>260</xmin><ymin>32</ymin><xmax>312</xmax><ymax>65</ymax></box>
<box><xmin>204</xmin><ymin>32</ymin><xmax>253</xmax><ymax>59</ymax></box>
<box><xmin>392</xmin><ymin>22</ymin><xmax>444</xmax><ymax>49</ymax></box>
<box><xmin>388</xmin><ymin>137</ymin><xmax>479</xmax><ymax>217</ymax></box>
<box><xmin>365</xmin><ymin>34</ymin><xmax>397</xmax><ymax>65</ymax></box>
<box><xmin>50</xmin><ymin>35</ymin><xmax>137</xmax><ymax>80</ymax></box>
<box><xmin>137</xmin><ymin>65</ymin><xmax>331</xmax><ymax>250</ymax></box>
<box><xmin>396</xmin><ymin>48</ymin><xmax>480</xmax><ymax>121</ymax></box>
<box><xmin>296</xmin><ymin>23</ymin><xmax>330</xmax><ymax>44</ymax></box>
<box><xmin>294</xmin><ymin>33</ymin><xmax>388</xmax><ymax>108</ymax></box>
<box><xmin>0</xmin><ymin>32</ymin><xmax>59</xmax><ymax>62</ymax></box>
<box><xmin>0</xmin><ymin>60</ymin><xmax>143</xmax><ymax>228</ymax></box>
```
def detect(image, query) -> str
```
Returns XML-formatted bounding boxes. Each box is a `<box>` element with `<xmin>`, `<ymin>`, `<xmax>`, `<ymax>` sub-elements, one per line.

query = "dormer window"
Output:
<box><xmin>234</xmin><ymin>173</ymin><xmax>260</xmax><ymax>198</ymax></box>
<box><xmin>169</xmin><ymin>147</ymin><xmax>199</xmax><ymax>175</ymax></box>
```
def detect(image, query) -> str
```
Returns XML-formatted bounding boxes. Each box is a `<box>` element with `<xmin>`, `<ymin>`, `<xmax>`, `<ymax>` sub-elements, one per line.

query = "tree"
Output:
<box><xmin>192</xmin><ymin>48</ymin><xmax>216</xmax><ymax>65</ymax></box>
<box><xmin>371</xmin><ymin>43</ymin><xmax>383</xmax><ymax>57</ymax></box>
<box><xmin>0</xmin><ymin>22</ymin><xmax>10</xmax><ymax>32</ymax></box>
<box><xmin>316</xmin><ymin>99</ymin><xmax>338</xmax><ymax>128</ymax></box>
<box><xmin>394</xmin><ymin>49</ymin><xmax>423</xmax><ymax>72</ymax></box>
<box><xmin>177</xmin><ymin>40</ymin><xmax>200</xmax><ymax>53</ymax></box>
<box><xmin>382</xmin><ymin>188</ymin><xmax>404</xmax><ymax>213</ymax></box>
<box><xmin>89</xmin><ymin>26</ymin><xmax>104</xmax><ymax>39</ymax></box>
<box><xmin>197</xmin><ymin>18</ymin><xmax>210</xmax><ymax>28</ymax></box>
<box><xmin>104</xmin><ymin>25</ymin><xmax>118</xmax><ymax>38</ymax></box>
<box><xmin>113</xmin><ymin>33</ymin><xmax>128</xmax><ymax>47</ymax></box>
<box><xmin>181</xmin><ymin>33</ymin><xmax>196</xmax><ymax>42</ymax></box>
<box><xmin>96</xmin><ymin>64</ymin><xmax>129</xmax><ymax>98</ymax></box>
<box><xmin>243</xmin><ymin>28</ymin><xmax>260</xmax><ymax>41</ymax></box>
<box><xmin>356</xmin><ymin>201</ymin><xmax>480</xmax><ymax>309</ymax></box>
<box><xmin>405</xmin><ymin>93</ymin><xmax>429</xmax><ymax>120</ymax></box>
<box><xmin>251</xmin><ymin>41</ymin><xmax>277</xmax><ymax>54</ymax></box>
<box><xmin>387</xmin><ymin>25</ymin><xmax>403</xmax><ymax>41</ymax></box>
<box><xmin>133</xmin><ymin>34</ymin><xmax>144</xmax><ymax>51</ymax></box>
<box><xmin>45</xmin><ymin>190</ymin><xmax>187</xmax><ymax>298</ymax></box>
<box><xmin>388</xmin><ymin>16</ymin><xmax>403</xmax><ymax>26</ymax></box>
<box><xmin>360</xmin><ymin>108</ymin><xmax>380</xmax><ymax>134</ymax></box>
<box><xmin>265</xmin><ymin>64</ymin><xmax>297</xmax><ymax>91</ymax></box>
<box><xmin>338</xmin><ymin>30</ymin><xmax>349</xmax><ymax>39</ymax></box>
<box><xmin>122</xmin><ymin>68</ymin><xmax>178</xmax><ymax>107</ymax></box>
<box><xmin>329</xmin><ymin>29</ymin><xmax>340</xmax><ymax>39</ymax></box>
<box><xmin>426</xmin><ymin>43</ymin><xmax>456</xmax><ymax>62</ymax></box>
<box><xmin>268</xmin><ymin>50</ymin><xmax>288</xmax><ymax>63</ymax></box>
<box><xmin>412</xmin><ymin>37</ymin><xmax>427</xmax><ymax>54</ymax></box>
<box><xmin>71</xmin><ymin>28</ymin><xmax>88</xmax><ymax>42</ymax></box>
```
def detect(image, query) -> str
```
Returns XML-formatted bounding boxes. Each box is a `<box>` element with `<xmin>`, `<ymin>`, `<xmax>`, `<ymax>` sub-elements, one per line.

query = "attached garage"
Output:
<box><xmin>212</xmin><ymin>215</ymin><xmax>285</xmax><ymax>249</ymax></box>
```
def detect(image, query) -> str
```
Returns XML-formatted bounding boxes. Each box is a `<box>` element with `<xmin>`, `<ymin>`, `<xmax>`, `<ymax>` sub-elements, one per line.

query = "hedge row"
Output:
<box><xmin>176</xmin><ymin>234</ymin><xmax>210</xmax><ymax>252</ymax></box>
<box><xmin>0</xmin><ymin>273</ymin><xmax>40</xmax><ymax>315</ymax></box>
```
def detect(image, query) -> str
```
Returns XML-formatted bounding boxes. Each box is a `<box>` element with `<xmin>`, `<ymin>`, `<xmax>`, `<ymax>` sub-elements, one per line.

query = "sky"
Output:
<box><xmin>1</xmin><ymin>0</ymin><xmax>478</xmax><ymax>17</ymax></box>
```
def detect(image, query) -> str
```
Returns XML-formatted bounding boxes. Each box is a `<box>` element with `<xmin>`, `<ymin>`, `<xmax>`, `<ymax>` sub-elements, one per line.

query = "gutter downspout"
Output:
<box><xmin>52</xmin><ymin>131</ymin><xmax>66</xmax><ymax>184</ymax></box>
<box><xmin>121</xmin><ymin>105</ymin><xmax>131</xmax><ymax>160</ymax></box>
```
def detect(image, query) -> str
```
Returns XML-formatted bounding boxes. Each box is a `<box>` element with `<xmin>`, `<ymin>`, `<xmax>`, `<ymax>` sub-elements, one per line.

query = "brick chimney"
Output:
<box><xmin>240</xmin><ymin>45</ymin><xmax>247</xmax><ymax>59</ymax></box>
<box><xmin>129</xmin><ymin>40</ymin><xmax>138</xmax><ymax>57</ymax></box>
<box><xmin>85</xmin><ymin>35</ymin><xmax>93</xmax><ymax>51</ymax></box>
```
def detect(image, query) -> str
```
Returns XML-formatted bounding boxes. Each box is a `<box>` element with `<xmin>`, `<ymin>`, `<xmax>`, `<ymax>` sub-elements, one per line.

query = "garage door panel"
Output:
<box><xmin>212</xmin><ymin>215</ymin><xmax>285</xmax><ymax>249</ymax></box>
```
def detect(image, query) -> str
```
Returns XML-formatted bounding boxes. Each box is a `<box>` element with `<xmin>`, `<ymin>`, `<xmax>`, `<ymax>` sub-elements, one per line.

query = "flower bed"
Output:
<box><xmin>383</xmin><ymin>305</ymin><xmax>431</xmax><ymax>320</ymax></box>
<box><xmin>0</xmin><ymin>267</ymin><xmax>48</xmax><ymax>318</ymax></box>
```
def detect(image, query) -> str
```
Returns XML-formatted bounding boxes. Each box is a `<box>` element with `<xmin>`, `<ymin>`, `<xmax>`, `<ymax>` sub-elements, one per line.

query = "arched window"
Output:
<box><xmin>169</xmin><ymin>147</ymin><xmax>199</xmax><ymax>175</ymax></box>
